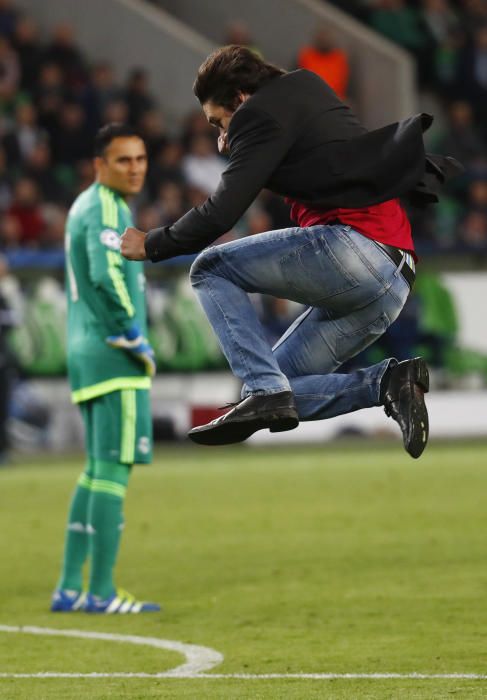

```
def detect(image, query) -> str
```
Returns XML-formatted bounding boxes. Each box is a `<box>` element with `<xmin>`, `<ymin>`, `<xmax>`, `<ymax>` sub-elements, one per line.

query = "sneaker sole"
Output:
<box><xmin>83</xmin><ymin>607</ymin><xmax>160</xmax><ymax>614</ymax></box>
<box><xmin>50</xmin><ymin>591</ymin><xmax>86</xmax><ymax>612</ymax></box>
<box><xmin>405</xmin><ymin>357</ymin><xmax>429</xmax><ymax>459</ymax></box>
<box><xmin>188</xmin><ymin>411</ymin><xmax>299</xmax><ymax>446</ymax></box>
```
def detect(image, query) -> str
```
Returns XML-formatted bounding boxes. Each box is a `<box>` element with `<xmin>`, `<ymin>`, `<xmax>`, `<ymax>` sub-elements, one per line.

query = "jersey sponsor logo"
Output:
<box><xmin>100</xmin><ymin>229</ymin><xmax>121</xmax><ymax>251</ymax></box>
<box><xmin>138</xmin><ymin>436</ymin><xmax>151</xmax><ymax>455</ymax></box>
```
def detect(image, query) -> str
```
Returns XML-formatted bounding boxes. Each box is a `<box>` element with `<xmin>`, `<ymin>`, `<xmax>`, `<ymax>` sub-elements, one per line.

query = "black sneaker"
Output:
<box><xmin>188</xmin><ymin>390</ymin><xmax>299</xmax><ymax>446</ymax></box>
<box><xmin>382</xmin><ymin>357</ymin><xmax>430</xmax><ymax>459</ymax></box>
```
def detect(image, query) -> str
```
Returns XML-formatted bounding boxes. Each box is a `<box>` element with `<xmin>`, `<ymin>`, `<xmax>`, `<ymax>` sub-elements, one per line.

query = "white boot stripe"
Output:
<box><xmin>107</xmin><ymin>596</ymin><xmax>123</xmax><ymax>613</ymax></box>
<box><xmin>86</xmin><ymin>592</ymin><xmax>157</xmax><ymax>613</ymax></box>
<box><xmin>72</xmin><ymin>593</ymin><xmax>86</xmax><ymax>610</ymax></box>
<box><xmin>119</xmin><ymin>600</ymin><xmax>132</xmax><ymax>613</ymax></box>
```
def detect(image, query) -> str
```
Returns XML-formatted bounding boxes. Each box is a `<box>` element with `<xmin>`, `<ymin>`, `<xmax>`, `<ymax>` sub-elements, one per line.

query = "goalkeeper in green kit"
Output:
<box><xmin>51</xmin><ymin>124</ymin><xmax>160</xmax><ymax>613</ymax></box>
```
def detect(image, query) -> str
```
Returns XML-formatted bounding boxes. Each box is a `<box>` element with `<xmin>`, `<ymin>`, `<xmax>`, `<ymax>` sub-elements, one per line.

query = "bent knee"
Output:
<box><xmin>189</xmin><ymin>247</ymin><xmax>220</xmax><ymax>286</ymax></box>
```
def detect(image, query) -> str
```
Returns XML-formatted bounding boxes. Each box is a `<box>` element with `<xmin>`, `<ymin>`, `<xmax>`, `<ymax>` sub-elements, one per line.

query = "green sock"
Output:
<box><xmin>58</xmin><ymin>461</ymin><xmax>94</xmax><ymax>592</ymax></box>
<box><xmin>87</xmin><ymin>460</ymin><xmax>131</xmax><ymax>599</ymax></box>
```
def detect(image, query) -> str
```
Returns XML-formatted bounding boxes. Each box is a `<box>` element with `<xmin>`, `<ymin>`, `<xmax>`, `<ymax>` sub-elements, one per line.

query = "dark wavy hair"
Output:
<box><xmin>94</xmin><ymin>123</ymin><xmax>143</xmax><ymax>157</ymax></box>
<box><xmin>193</xmin><ymin>45</ymin><xmax>285</xmax><ymax>110</ymax></box>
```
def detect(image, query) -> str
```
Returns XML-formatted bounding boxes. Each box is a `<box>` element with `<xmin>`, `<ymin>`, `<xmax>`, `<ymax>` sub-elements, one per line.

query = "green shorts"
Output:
<box><xmin>79</xmin><ymin>389</ymin><xmax>152</xmax><ymax>465</ymax></box>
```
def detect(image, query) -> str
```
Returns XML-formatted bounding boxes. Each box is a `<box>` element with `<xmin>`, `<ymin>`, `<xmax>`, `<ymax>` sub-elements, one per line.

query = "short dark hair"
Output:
<box><xmin>193</xmin><ymin>45</ymin><xmax>285</xmax><ymax>110</ymax></box>
<box><xmin>94</xmin><ymin>123</ymin><xmax>144</xmax><ymax>157</ymax></box>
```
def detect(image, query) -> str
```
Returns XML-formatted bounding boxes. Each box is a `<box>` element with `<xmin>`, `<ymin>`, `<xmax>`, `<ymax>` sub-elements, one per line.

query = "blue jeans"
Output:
<box><xmin>190</xmin><ymin>225</ymin><xmax>410</xmax><ymax>421</ymax></box>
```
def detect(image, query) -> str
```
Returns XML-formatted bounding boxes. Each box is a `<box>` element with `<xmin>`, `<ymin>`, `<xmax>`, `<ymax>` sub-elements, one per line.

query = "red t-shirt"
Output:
<box><xmin>8</xmin><ymin>204</ymin><xmax>44</xmax><ymax>245</ymax></box>
<box><xmin>287</xmin><ymin>197</ymin><xmax>416</xmax><ymax>260</ymax></box>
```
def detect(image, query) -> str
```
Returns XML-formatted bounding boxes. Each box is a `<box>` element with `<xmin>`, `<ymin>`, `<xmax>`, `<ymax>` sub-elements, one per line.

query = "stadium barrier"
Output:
<box><xmin>12</xmin><ymin>375</ymin><xmax>487</xmax><ymax>453</ymax></box>
<box><xmin>3</xmin><ymin>269</ymin><xmax>487</xmax><ymax>450</ymax></box>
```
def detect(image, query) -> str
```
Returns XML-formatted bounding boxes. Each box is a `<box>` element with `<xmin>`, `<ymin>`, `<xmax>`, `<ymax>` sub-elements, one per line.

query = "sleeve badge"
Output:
<box><xmin>100</xmin><ymin>229</ymin><xmax>121</xmax><ymax>250</ymax></box>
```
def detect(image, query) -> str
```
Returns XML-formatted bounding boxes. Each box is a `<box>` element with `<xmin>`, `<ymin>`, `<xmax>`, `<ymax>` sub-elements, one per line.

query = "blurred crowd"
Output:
<box><xmin>0</xmin><ymin>0</ymin><xmax>293</xmax><ymax>257</ymax></box>
<box><xmin>0</xmin><ymin>0</ymin><xmax>485</xmax><ymax>257</ymax></box>
<box><xmin>321</xmin><ymin>0</ymin><xmax>487</xmax><ymax>250</ymax></box>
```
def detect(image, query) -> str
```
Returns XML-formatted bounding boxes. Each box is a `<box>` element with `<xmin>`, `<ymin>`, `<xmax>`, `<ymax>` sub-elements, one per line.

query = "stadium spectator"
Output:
<box><xmin>136</xmin><ymin>203</ymin><xmax>162</xmax><ymax>233</ymax></box>
<box><xmin>137</xmin><ymin>108</ymin><xmax>167</xmax><ymax>160</ymax></box>
<box><xmin>0</xmin><ymin>212</ymin><xmax>20</xmax><ymax>248</ymax></box>
<box><xmin>223</xmin><ymin>19</ymin><xmax>261</xmax><ymax>56</ymax></box>
<box><xmin>369</xmin><ymin>0</ymin><xmax>435</xmax><ymax>85</ymax></box>
<box><xmin>0</xmin><ymin>145</ymin><xmax>12</xmax><ymax>210</ymax></box>
<box><xmin>73</xmin><ymin>158</ymin><xmax>95</xmax><ymax>197</ymax></box>
<box><xmin>420</xmin><ymin>0</ymin><xmax>462</xmax><ymax>87</ymax></box>
<box><xmin>258</xmin><ymin>295</ymin><xmax>297</xmax><ymax>346</ymax></box>
<box><xmin>146</xmin><ymin>139</ymin><xmax>185</xmax><ymax>198</ymax></box>
<box><xmin>34</xmin><ymin>62</ymin><xmax>65</xmax><ymax>141</ymax></box>
<box><xmin>186</xmin><ymin>184</ymin><xmax>208</xmax><ymax>209</ymax></box>
<box><xmin>0</xmin><ymin>0</ymin><xmax>17</xmax><ymax>38</ymax></box>
<box><xmin>7</xmin><ymin>176</ymin><xmax>43</xmax><ymax>246</ymax></box>
<box><xmin>370</xmin><ymin>0</ymin><xmax>430</xmax><ymax>49</ymax></box>
<box><xmin>154</xmin><ymin>181</ymin><xmax>187</xmax><ymax>226</ymax></box>
<box><xmin>433</xmin><ymin>100</ymin><xmax>486</xmax><ymax>167</ymax></box>
<box><xmin>454</xmin><ymin>25</ymin><xmax>487</xmax><ymax>131</ymax></box>
<box><xmin>297</xmin><ymin>27</ymin><xmax>350</xmax><ymax>100</ymax></box>
<box><xmin>420</xmin><ymin>0</ymin><xmax>460</xmax><ymax>46</ymax></box>
<box><xmin>41</xmin><ymin>203</ymin><xmax>66</xmax><ymax>249</ymax></box>
<box><xmin>43</xmin><ymin>22</ymin><xmax>86</xmax><ymax>87</ymax></box>
<box><xmin>102</xmin><ymin>98</ymin><xmax>129</xmax><ymax>126</ymax></box>
<box><xmin>81</xmin><ymin>61</ymin><xmax>122</xmax><ymax>131</ymax></box>
<box><xmin>182</xmin><ymin>133</ymin><xmax>225</xmax><ymax>195</ymax></box>
<box><xmin>181</xmin><ymin>108</ymin><xmax>214</xmax><ymax>149</ymax></box>
<box><xmin>0</xmin><ymin>35</ymin><xmax>19</xmax><ymax>104</ymax></box>
<box><xmin>11</xmin><ymin>13</ymin><xmax>41</xmax><ymax>94</ymax></box>
<box><xmin>50</xmin><ymin>101</ymin><xmax>92</xmax><ymax>166</ymax></box>
<box><xmin>433</xmin><ymin>24</ymin><xmax>464</xmax><ymax>92</ymax></box>
<box><xmin>459</xmin><ymin>210</ymin><xmax>487</xmax><ymax>247</ymax></box>
<box><xmin>467</xmin><ymin>178</ymin><xmax>487</xmax><ymax>215</ymax></box>
<box><xmin>2</xmin><ymin>101</ymin><xmax>46</xmax><ymax>166</ymax></box>
<box><xmin>23</xmin><ymin>141</ymin><xmax>67</xmax><ymax>204</ymax></box>
<box><xmin>458</xmin><ymin>0</ymin><xmax>487</xmax><ymax>37</ymax></box>
<box><xmin>124</xmin><ymin>68</ymin><xmax>155</xmax><ymax>126</ymax></box>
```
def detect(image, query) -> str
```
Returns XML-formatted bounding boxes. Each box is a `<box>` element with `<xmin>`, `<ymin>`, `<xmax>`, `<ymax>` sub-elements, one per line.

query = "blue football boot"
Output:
<box><xmin>50</xmin><ymin>589</ymin><xmax>87</xmax><ymax>612</ymax></box>
<box><xmin>83</xmin><ymin>588</ymin><xmax>160</xmax><ymax>613</ymax></box>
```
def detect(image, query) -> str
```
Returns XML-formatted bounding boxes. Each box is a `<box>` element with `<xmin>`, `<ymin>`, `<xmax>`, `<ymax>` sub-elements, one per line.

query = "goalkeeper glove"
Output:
<box><xmin>106</xmin><ymin>324</ymin><xmax>156</xmax><ymax>377</ymax></box>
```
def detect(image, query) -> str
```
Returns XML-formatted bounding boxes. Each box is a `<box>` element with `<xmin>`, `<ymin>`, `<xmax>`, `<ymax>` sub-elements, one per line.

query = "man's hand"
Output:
<box><xmin>121</xmin><ymin>227</ymin><xmax>147</xmax><ymax>260</ymax></box>
<box><xmin>218</xmin><ymin>131</ymin><xmax>229</xmax><ymax>155</ymax></box>
<box><xmin>106</xmin><ymin>324</ymin><xmax>156</xmax><ymax>377</ymax></box>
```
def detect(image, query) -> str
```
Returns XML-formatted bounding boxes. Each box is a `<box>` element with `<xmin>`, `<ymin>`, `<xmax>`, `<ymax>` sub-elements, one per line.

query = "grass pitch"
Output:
<box><xmin>1</xmin><ymin>439</ymin><xmax>487</xmax><ymax>699</ymax></box>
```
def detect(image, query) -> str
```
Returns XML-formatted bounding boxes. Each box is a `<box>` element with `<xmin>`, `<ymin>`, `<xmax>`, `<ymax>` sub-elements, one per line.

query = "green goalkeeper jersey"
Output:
<box><xmin>65</xmin><ymin>182</ymin><xmax>151</xmax><ymax>403</ymax></box>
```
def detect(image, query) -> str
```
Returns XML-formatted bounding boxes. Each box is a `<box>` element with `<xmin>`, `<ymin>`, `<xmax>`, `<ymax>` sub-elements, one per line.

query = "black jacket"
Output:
<box><xmin>145</xmin><ymin>70</ymin><xmax>461</xmax><ymax>262</ymax></box>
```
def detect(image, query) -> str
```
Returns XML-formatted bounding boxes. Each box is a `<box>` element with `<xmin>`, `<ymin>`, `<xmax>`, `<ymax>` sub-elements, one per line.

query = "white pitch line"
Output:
<box><xmin>1</xmin><ymin>626</ymin><xmax>486</xmax><ymax>681</ymax></box>
<box><xmin>0</xmin><ymin>625</ymin><xmax>223</xmax><ymax>677</ymax></box>
<box><xmin>1</xmin><ymin>672</ymin><xmax>487</xmax><ymax>680</ymax></box>
<box><xmin>202</xmin><ymin>673</ymin><xmax>487</xmax><ymax>680</ymax></box>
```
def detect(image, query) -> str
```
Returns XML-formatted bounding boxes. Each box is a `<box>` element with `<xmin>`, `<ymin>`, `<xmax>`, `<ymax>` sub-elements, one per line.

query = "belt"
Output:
<box><xmin>374</xmin><ymin>241</ymin><xmax>416</xmax><ymax>290</ymax></box>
